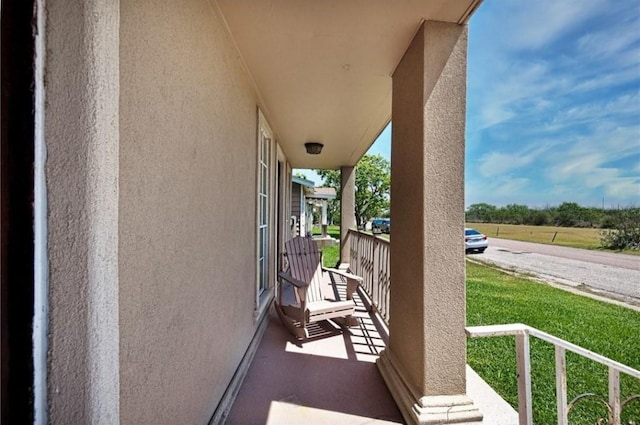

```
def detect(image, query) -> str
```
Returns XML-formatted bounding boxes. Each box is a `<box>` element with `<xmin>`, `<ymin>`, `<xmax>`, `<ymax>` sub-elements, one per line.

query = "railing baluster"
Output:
<box><xmin>370</xmin><ymin>237</ymin><xmax>374</xmax><ymax>305</ymax></box>
<box><xmin>372</xmin><ymin>237</ymin><xmax>379</xmax><ymax>311</ymax></box>
<box><xmin>380</xmin><ymin>241</ymin><xmax>388</xmax><ymax>322</ymax></box>
<box><xmin>555</xmin><ymin>346</ymin><xmax>568</xmax><ymax>425</ymax></box>
<box><xmin>515</xmin><ymin>332</ymin><xmax>533</xmax><ymax>425</ymax></box>
<box><xmin>609</xmin><ymin>367</ymin><xmax>621</xmax><ymax>425</ymax></box>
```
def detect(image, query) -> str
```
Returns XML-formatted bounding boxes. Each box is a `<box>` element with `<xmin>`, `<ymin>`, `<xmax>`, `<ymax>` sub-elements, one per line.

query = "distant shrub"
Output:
<box><xmin>530</xmin><ymin>210</ymin><xmax>550</xmax><ymax>226</ymax></box>
<box><xmin>599</xmin><ymin>208</ymin><xmax>640</xmax><ymax>250</ymax></box>
<box><xmin>600</xmin><ymin>216</ymin><xmax>617</xmax><ymax>229</ymax></box>
<box><xmin>600</xmin><ymin>228</ymin><xmax>640</xmax><ymax>250</ymax></box>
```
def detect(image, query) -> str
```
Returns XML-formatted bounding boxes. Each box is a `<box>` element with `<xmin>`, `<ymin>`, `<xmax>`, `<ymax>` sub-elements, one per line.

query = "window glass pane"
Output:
<box><xmin>258</xmin><ymin>258</ymin><xmax>264</xmax><ymax>292</ymax></box>
<box><xmin>259</xmin><ymin>227</ymin><xmax>267</xmax><ymax>292</ymax></box>
<box><xmin>262</xmin><ymin>228</ymin><xmax>268</xmax><ymax>256</ymax></box>
<box><xmin>262</xmin><ymin>135</ymin><xmax>268</xmax><ymax>164</ymax></box>
<box><xmin>261</xmin><ymin>164</ymin><xmax>267</xmax><ymax>195</ymax></box>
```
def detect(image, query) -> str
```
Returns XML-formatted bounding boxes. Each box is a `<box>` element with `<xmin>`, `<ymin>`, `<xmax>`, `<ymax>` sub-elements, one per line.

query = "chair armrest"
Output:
<box><xmin>278</xmin><ymin>271</ymin><xmax>309</xmax><ymax>288</ymax></box>
<box><xmin>323</xmin><ymin>267</ymin><xmax>363</xmax><ymax>283</ymax></box>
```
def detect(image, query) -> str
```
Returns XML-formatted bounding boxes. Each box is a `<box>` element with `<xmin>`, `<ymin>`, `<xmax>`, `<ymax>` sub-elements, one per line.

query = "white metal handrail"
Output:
<box><xmin>466</xmin><ymin>323</ymin><xmax>640</xmax><ymax>425</ymax></box>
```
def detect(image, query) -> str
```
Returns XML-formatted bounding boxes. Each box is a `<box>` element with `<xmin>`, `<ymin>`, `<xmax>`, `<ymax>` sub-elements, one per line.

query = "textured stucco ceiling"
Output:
<box><xmin>215</xmin><ymin>0</ymin><xmax>482</xmax><ymax>169</ymax></box>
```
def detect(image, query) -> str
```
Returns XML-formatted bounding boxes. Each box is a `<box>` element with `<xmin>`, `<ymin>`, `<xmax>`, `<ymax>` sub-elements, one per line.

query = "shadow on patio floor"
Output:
<box><xmin>226</xmin><ymin>296</ymin><xmax>403</xmax><ymax>425</ymax></box>
<box><xmin>225</xmin><ymin>276</ymin><xmax>518</xmax><ymax>425</ymax></box>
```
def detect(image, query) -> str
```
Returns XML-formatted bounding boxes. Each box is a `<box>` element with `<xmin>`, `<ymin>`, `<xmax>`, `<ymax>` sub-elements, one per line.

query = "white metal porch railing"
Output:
<box><xmin>348</xmin><ymin>229</ymin><xmax>390</xmax><ymax>323</ymax></box>
<box><xmin>466</xmin><ymin>324</ymin><xmax>640</xmax><ymax>425</ymax></box>
<box><xmin>347</xmin><ymin>231</ymin><xmax>639</xmax><ymax>424</ymax></box>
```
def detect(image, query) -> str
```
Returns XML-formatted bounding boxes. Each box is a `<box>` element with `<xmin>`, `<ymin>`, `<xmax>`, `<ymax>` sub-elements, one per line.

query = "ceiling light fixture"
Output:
<box><xmin>304</xmin><ymin>142</ymin><xmax>324</xmax><ymax>155</ymax></box>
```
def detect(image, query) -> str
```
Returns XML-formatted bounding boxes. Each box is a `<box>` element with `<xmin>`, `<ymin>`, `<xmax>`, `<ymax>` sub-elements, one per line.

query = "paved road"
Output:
<box><xmin>471</xmin><ymin>238</ymin><xmax>640</xmax><ymax>303</ymax></box>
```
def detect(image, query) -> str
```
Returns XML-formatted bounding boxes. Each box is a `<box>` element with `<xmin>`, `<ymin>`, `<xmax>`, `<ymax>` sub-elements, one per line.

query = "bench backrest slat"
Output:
<box><xmin>285</xmin><ymin>236</ymin><xmax>324</xmax><ymax>303</ymax></box>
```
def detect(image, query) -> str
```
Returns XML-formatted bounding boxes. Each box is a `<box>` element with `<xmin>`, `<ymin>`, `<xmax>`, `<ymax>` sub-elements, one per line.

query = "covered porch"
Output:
<box><xmin>217</xmin><ymin>0</ymin><xmax>489</xmax><ymax>423</ymax></box>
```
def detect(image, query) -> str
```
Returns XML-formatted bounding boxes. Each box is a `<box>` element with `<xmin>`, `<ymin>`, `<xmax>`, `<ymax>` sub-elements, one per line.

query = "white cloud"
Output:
<box><xmin>606</xmin><ymin>177</ymin><xmax>640</xmax><ymax>199</ymax></box>
<box><xmin>477</xmin><ymin>145</ymin><xmax>548</xmax><ymax>177</ymax></box>
<box><xmin>473</xmin><ymin>60</ymin><xmax>560</xmax><ymax>129</ymax></box>
<box><xmin>541</xmin><ymin>124</ymin><xmax>640</xmax><ymax>204</ymax></box>
<box><xmin>476</xmin><ymin>105</ymin><xmax>516</xmax><ymax>130</ymax></box>
<box><xmin>576</xmin><ymin>17</ymin><xmax>640</xmax><ymax>61</ymax></box>
<box><xmin>583</xmin><ymin>167</ymin><xmax>620</xmax><ymax>189</ymax></box>
<box><xmin>465</xmin><ymin>175</ymin><xmax>532</xmax><ymax>206</ymax></box>
<box><xmin>536</xmin><ymin>95</ymin><xmax>640</xmax><ymax>143</ymax></box>
<box><xmin>553</xmin><ymin>93</ymin><xmax>640</xmax><ymax>126</ymax></box>
<box><xmin>487</xmin><ymin>0</ymin><xmax>608</xmax><ymax>51</ymax></box>
<box><xmin>570</xmin><ymin>66</ymin><xmax>640</xmax><ymax>94</ymax></box>
<box><xmin>549</xmin><ymin>153</ymin><xmax>603</xmax><ymax>182</ymax></box>
<box><xmin>492</xmin><ymin>177</ymin><xmax>531</xmax><ymax>198</ymax></box>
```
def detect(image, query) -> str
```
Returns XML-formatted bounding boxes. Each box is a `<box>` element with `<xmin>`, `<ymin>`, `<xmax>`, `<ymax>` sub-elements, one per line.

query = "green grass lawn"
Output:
<box><xmin>311</xmin><ymin>225</ymin><xmax>340</xmax><ymax>267</ymax></box>
<box><xmin>467</xmin><ymin>222</ymin><xmax>640</xmax><ymax>255</ymax></box>
<box><xmin>467</xmin><ymin>261</ymin><xmax>640</xmax><ymax>424</ymax></box>
<box><xmin>467</xmin><ymin>222</ymin><xmax>602</xmax><ymax>249</ymax></box>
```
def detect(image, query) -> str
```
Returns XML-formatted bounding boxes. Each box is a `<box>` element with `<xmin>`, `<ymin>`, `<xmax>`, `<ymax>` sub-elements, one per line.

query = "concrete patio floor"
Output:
<box><xmin>226</xmin><ymin>277</ymin><xmax>518</xmax><ymax>425</ymax></box>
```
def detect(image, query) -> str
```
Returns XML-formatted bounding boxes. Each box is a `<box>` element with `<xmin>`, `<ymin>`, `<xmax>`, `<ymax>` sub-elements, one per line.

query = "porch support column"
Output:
<box><xmin>377</xmin><ymin>21</ymin><xmax>482</xmax><ymax>424</ymax></box>
<box><xmin>339</xmin><ymin>166</ymin><xmax>356</xmax><ymax>266</ymax></box>
<box><xmin>321</xmin><ymin>200</ymin><xmax>328</xmax><ymax>237</ymax></box>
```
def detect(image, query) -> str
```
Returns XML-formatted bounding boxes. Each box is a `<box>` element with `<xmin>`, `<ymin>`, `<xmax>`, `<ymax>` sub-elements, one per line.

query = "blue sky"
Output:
<box><xmin>298</xmin><ymin>0</ymin><xmax>640</xmax><ymax>209</ymax></box>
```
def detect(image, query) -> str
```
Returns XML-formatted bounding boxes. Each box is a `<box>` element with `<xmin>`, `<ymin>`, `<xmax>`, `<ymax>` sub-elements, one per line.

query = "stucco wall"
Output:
<box><xmin>44</xmin><ymin>1</ymin><xmax>120</xmax><ymax>424</ymax></box>
<box><xmin>119</xmin><ymin>1</ymin><xmax>260</xmax><ymax>423</ymax></box>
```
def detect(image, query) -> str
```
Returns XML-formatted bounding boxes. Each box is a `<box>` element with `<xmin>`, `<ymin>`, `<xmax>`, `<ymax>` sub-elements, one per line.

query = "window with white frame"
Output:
<box><xmin>257</xmin><ymin>113</ymin><xmax>272</xmax><ymax>299</ymax></box>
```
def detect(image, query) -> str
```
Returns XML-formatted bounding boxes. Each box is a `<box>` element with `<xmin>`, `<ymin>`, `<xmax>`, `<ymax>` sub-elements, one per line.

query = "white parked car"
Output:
<box><xmin>465</xmin><ymin>228</ymin><xmax>488</xmax><ymax>254</ymax></box>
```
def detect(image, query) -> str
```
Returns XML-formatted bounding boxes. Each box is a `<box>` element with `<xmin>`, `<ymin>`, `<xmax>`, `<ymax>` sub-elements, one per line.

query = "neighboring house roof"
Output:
<box><xmin>292</xmin><ymin>176</ymin><xmax>315</xmax><ymax>187</ymax></box>
<box><xmin>308</xmin><ymin>187</ymin><xmax>336</xmax><ymax>200</ymax></box>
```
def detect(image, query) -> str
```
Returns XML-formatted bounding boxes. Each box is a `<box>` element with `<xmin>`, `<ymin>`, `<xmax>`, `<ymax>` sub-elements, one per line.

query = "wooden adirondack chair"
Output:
<box><xmin>275</xmin><ymin>236</ymin><xmax>363</xmax><ymax>339</ymax></box>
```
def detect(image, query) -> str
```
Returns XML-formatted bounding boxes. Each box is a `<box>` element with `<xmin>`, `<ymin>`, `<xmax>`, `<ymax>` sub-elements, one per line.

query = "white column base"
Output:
<box><xmin>377</xmin><ymin>349</ymin><xmax>483</xmax><ymax>425</ymax></box>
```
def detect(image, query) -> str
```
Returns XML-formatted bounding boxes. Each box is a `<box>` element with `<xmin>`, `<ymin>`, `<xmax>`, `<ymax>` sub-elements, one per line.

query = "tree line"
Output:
<box><xmin>315</xmin><ymin>154</ymin><xmax>390</xmax><ymax>229</ymax></box>
<box><xmin>465</xmin><ymin>202</ymin><xmax>638</xmax><ymax>229</ymax></box>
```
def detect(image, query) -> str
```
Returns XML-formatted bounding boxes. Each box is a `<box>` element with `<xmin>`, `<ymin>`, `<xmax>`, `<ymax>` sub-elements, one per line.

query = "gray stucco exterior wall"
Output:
<box><xmin>43</xmin><ymin>0</ymin><xmax>270</xmax><ymax>423</ymax></box>
<box><xmin>44</xmin><ymin>1</ymin><xmax>120</xmax><ymax>423</ymax></box>
<box><xmin>119</xmin><ymin>1</ymin><xmax>261</xmax><ymax>423</ymax></box>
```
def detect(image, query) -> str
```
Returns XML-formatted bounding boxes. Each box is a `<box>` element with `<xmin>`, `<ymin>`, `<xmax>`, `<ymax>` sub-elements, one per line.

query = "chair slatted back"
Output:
<box><xmin>285</xmin><ymin>237</ymin><xmax>324</xmax><ymax>303</ymax></box>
